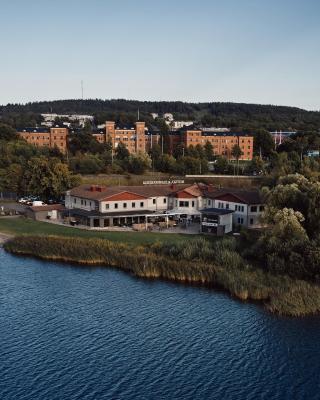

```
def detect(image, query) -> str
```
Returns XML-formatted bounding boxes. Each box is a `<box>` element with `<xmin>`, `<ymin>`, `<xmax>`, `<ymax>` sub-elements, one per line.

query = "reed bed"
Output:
<box><xmin>4</xmin><ymin>235</ymin><xmax>320</xmax><ymax>317</ymax></box>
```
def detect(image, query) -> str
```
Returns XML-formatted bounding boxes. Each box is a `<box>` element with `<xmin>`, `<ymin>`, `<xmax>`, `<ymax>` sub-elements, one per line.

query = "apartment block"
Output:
<box><xmin>92</xmin><ymin>121</ymin><xmax>147</xmax><ymax>154</ymax></box>
<box><xmin>181</xmin><ymin>129</ymin><xmax>253</xmax><ymax>160</ymax></box>
<box><xmin>18</xmin><ymin>126</ymin><xmax>68</xmax><ymax>153</ymax></box>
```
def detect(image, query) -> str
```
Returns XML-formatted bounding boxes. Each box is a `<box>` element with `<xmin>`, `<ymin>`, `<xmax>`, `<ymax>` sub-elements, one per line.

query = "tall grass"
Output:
<box><xmin>5</xmin><ymin>235</ymin><xmax>320</xmax><ymax>316</ymax></box>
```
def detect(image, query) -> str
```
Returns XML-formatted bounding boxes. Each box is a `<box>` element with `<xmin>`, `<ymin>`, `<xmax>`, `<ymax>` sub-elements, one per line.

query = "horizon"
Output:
<box><xmin>0</xmin><ymin>98</ymin><xmax>318</xmax><ymax>113</ymax></box>
<box><xmin>1</xmin><ymin>0</ymin><xmax>320</xmax><ymax>111</ymax></box>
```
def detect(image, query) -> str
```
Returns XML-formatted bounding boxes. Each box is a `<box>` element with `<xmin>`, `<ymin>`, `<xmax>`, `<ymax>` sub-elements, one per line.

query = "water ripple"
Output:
<box><xmin>1</xmin><ymin>250</ymin><xmax>320</xmax><ymax>400</ymax></box>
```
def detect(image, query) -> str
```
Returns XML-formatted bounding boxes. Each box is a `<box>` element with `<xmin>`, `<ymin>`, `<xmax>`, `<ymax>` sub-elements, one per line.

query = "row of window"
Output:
<box><xmin>106</xmin><ymin>201</ymin><xmax>145</xmax><ymax>210</ymax></box>
<box><xmin>74</xmin><ymin>198</ymin><xmax>93</xmax><ymax>207</ymax></box>
<box><xmin>250</xmin><ymin>205</ymin><xmax>264</xmax><ymax>212</ymax></box>
<box><xmin>174</xmin><ymin>200</ymin><xmax>196</xmax><ymax>207</ymax></box>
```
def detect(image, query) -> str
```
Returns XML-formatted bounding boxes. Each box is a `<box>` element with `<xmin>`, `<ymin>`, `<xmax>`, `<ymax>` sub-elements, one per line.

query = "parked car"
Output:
<box><xmin>32</xmin><ymin>201</ymin><xmax>46</xmax><ymax>206</ymax></box>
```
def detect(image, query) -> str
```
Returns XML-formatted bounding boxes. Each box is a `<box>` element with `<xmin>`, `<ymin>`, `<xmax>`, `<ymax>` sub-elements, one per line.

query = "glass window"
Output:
<box><xmin>251</xmin><ymin>206</ymin><xmax>257</xmax><ymax>212</ymax></box>
<box><xmin>106</xmin><ymin>204</ymin><xmax>109</xmax><ymax>209</ymax></box>
<box><xmin>153</xmin><ymin>199</ymin><xmax>156</xmax><ymax>204</ymax></box>
<box><xmin>132</xmin><ymin>202</ymin><xmax>135</xmax><ymax>208</ymax></box>
<box><xmin>123</xmin><ymin>203</ymin><xmax>127</xmax><ymax>208</ymax></box>
<box><xmin>114</xmin><ymin>203</ymin><xmax>118</xmax><ymax>209</ymax></box>
<box><xmin>140</xmin><ymin>202</ymin><xmax>144</xmax><ymax>207</ymax></box>
<box><xmin>163</xmin><ymin>198</ymin><xmax>167</xmax><ymax>204</ymax></box>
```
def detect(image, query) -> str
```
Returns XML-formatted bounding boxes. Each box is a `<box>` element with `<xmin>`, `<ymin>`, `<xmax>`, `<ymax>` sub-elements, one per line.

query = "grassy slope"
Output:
<box><xmin>0</xmin><ymin>217</ymin><xmax>197</xmax><ymax>245</ymax></box>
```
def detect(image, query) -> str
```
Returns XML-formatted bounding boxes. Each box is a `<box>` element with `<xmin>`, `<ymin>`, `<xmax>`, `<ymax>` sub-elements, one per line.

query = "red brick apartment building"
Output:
<box><xmin>181</xmin><ymin>129</ymin><xmax>253</xmax><ymax>160</ymax></box>
<box><xmin>165</xmin><ymin>129</ymin><xmax>253</xmax><ymax>160</ymax></box>
<box><xmin>18</xmin><ymin>126</ymin><xmax>68</xmax><ymax>153</ymax></box>
<box><xmin>18</xmin><ymin>121</ymin><xmax>253</xmax><ymax>160</ymax></box>
<box><xmin>92</xmin><ymin>121</ymin><xmax>148</xmax><ymax>154</ymax></box>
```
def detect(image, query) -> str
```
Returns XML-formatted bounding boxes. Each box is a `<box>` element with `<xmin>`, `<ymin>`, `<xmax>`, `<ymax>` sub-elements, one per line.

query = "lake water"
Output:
<box><xmin>1</xmin><ymin>249</ymin><xmax>320</xmax><ymax>400</ymax></box>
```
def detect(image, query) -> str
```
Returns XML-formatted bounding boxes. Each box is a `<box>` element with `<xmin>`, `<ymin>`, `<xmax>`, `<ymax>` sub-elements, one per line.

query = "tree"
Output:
<box><xmin>115</xmin><ymin>142</ymin><xmax>130</xmax><ymax>161</ymax></box>
<box><xmin>158</xmin><ymin>154</ymin><xmax>177</xmax><ymax>173</ymax></box>
<box><xmin>0</xmin><ymin>124</ymin><xmax>18</xmax><ymax>141</ymax></box>
<box><xmin>0</xmin><ymin>163</ymin><xmax>25</xmax><ymax>194</ymax></box>
<box><xmin>204</xmin><ymin>141</ymin><xmax>214</xmax><ymax>161</ymax></box>
<box><xmin>214</xmin><ymin>156</ymin><xmax>229</xmax><ymax>174</ymax></box>
<box><xmin>255</xmin><ymin>207</ymin><xmax>308</xmax><ymax>276</ymax></box>
<box><xmin>231</xmin><ymin>144</ymin><xmax>243</xmax><ymax>175</ymax></box>
<box><xmin>25</xmin><ymin>157</ymin><xmax>80</xmax><ymax>201</ymax></box>
<box><xmin>173</xmin><ymin>143</ymin><xmax>185</xmax><ymax>159</ymax></box>
<box><xmin>253</xmin><ymin>129</ymin><xmax>274</xmax><ymax>158</ymax></box>
<box><xmin>128</xmin><ymin>152</ymin><xmax>151</xmax><ymax>174</ymax></box>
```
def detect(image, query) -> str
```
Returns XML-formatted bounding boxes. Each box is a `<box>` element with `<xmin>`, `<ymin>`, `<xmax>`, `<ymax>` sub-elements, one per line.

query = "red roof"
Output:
<box><xmin>29</xmin><ymin>204</ymin><xmax>65</xmax><ymax>212</ymax></box>
<box><xmin>175</xmin><ymin>190</ymin><xmax>197</xmax><ymax>199</ymax></box>
<box><xmin>103</xmin><ymin>191</ymin><xmax>148</xmax><ymax>201</ymax></box>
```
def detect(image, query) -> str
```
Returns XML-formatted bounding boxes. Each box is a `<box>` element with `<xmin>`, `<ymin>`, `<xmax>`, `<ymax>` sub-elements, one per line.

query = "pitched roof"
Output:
<box><xmin>205</xmin><ymin>189</ymin><xmax>262</xmax><ymax>205</ymax></box>
<box><xmin>68</xmin><ymin>184</ymin><xmax>191</xmax><ymax>201</ymax></box>
<box><xmin>29</xmin><ymin>204</ymin><xmax>65</xmax><ymax>212</ymax></box>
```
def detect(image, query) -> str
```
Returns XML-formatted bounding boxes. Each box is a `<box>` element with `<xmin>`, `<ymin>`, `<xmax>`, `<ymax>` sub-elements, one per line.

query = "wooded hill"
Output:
<box><xmin>1</xmin><ymin>99</ymin><xmax>320</xmax><ymax>132</ymax></box>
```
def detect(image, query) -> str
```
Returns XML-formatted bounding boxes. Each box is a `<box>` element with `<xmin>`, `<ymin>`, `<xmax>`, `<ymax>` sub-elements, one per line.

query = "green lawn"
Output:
<box><xmin>0</xmin><ymin>217</ymin><xmax>197</xmax><ymax>245</ymax></box>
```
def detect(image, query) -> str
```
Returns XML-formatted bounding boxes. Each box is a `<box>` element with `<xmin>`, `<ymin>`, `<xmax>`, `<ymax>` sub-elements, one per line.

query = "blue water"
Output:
<box><xmin>1</xmin><ymin>249</ymin><xmax>320</xmax><ymax>400</ymax></box>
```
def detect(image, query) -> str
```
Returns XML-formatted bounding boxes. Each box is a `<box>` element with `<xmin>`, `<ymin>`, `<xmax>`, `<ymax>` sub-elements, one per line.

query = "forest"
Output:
<box><xmin>1</xmin><ymin>99</ymin><xmax>320</xmax><ymax>132</ymax></box>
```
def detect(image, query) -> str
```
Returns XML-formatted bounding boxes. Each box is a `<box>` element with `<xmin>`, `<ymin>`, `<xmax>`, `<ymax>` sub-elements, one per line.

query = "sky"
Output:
<box><xmin>0</xmin><ymin>0</ymin><xmax>320</xmax><ymax>110</ymax></box>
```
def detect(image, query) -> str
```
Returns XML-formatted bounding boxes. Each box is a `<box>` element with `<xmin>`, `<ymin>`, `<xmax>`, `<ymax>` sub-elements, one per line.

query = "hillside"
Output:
<box><xmin>1</xmin><ymin>99</ymin><xmax>320</xmax><ymax>132</ymax></box>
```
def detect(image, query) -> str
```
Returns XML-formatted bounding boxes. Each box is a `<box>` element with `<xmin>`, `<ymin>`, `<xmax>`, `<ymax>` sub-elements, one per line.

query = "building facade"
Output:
<box><xmin>92</xmin><ymin>121</ymin><xmax>147</xmax><ymax>154</ymax></box>
<box><xmin>64</xmin><ymin>183</ymin><xmax>206</xmax><ymax>228</ymax></box>
<box><xmin>181</xmin><ymin>129</ymin><xmax>253</xmax><ymax>160</ymax></box>
<box><xmin>64</xmin><ymin>183</ymin><xmax>263</xmax><ymax>231</ymax></box>
<box><xmin>18</xmin><ymin>126</ymin><xmax>68</xmax><ymax>153</ymax></box>
<box><xmin>204</xmin><ymin>189</ymin><xmax>264</xmax><ymax>228</ymax></box>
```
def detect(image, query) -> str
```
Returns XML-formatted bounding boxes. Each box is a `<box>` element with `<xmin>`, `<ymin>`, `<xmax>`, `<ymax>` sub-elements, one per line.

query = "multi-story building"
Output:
<box><xmin>181</xmin><ymin>129</ymin><xmax>253</xmax><ymax>160</ymax></box>
<box><xmin>203</xmin><ymin>188</ymin><xmax>264</xmax><ymax>228</ymax></box>
<box><xmin>18</xmin><ymin>126</ymin><xmax>68</xmax><ymax>153</ymax></box>
<box><xmin>92</xmin><ymin>121</ymin><xmax>147</xmax><ymax>154</ymax></box>
<box><xmin>64</xmin><ymin>183</ymin><xmax>207</xmax><ymax>228</ymax></box>
<box><xmin>64</xmin><ymin>183</ymin><xmax>263</xmax><ymax>231</ymax></box>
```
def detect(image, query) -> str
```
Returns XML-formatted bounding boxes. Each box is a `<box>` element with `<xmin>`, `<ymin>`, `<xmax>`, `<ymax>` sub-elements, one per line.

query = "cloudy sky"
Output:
<box><xmin>1</xmin><ymin>0</ymin><xmax>319</xmax><ymax>110</ymax></box>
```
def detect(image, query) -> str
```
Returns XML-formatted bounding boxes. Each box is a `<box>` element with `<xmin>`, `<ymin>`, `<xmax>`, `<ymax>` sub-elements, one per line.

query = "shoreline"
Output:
<box><xmin>0</xmin><ymin>232</ymin><xmax>13</xmax><ymax>245</ymax></box>
<box><xmin>4</xmin><ymin>234</ymin><xmax>320</xmax><ymax>317</ymax></box>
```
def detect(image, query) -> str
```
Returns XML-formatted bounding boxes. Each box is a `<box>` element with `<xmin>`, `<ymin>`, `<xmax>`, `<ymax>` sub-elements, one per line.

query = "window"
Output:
<box><xmin>114</xmin><ymin>203</ymin><xmax>118</xmax><ymax>209</ymax></box>
<box><xmin>250</xmin><ymin>218</ymin><xmax>254</xmax><ymax>225</ymax></box>
<box><xmin>153</xmin><ymin>199</ymin><xmax>156</xmax><ymax>204</ymax></box>
<box><xmin>251</xmin><ymin>206</ymin><xmax>257</xmax><ymax>212</ymax></box>
<box><xmin>208</xmin><ymin>200</ymin><xmax>211</xmax><ymax>206</ymax></box>
<box><xmin>132</xmin><ymin>202</ymin><xmax>135</xmax><ymax>208</ymax></box>
<box><xmin>192</xmin><ymin>201</ymin><xmax>195</xmax><ymax>207</ymax></box>
<box><xmin>74</xmin><ymin>198</ymin><xmax>76</xmax><ymax>204</ymax></box>
<box><xmin>226</xmin><ymin>204</ymin><xmax>229</xmax><ymax>209</ymax></box>
<box><xmin>237</xmin><ymin>217</ymin><xmax>244</xmax><ymax>224</ymax></box>
<box><xmin>81</xmin><ymin>199</ymin><xmax>84</xmax><ymax>205</ymax></box>
<box><xmin>163</xmin><ymin>198</ymin><xmax>167</xmax><ymax>204</ymax></box>
<box><xmin>260</xmin><ymin>205</ymin><xmax>265</xmax><ymax>212</ymax></box>
<box><xmin>123</xmin><ymin>203</ymin><xmax>127</xmax><ymax>208</ymax></box>
<box><xmin>179</xmin><ymin>201</ymin><xmax>189</xmax><ymax>207</ymax></box>
<box><xmin>140</xmin><ymin>202</ymin><xmax>144</xmax><ymax>208</ymax></box>
<box><xmin>106</xmin><ymin>204</ymin><xmax>109</xmax><ymax>210</ymax></box>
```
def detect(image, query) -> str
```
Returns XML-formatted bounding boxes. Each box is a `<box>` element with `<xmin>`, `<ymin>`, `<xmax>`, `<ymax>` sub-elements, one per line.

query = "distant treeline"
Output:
<box><xmin>1</xmin><ymin>99</ymin><xmax>320</xmax><ymax>132</ymax></box>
